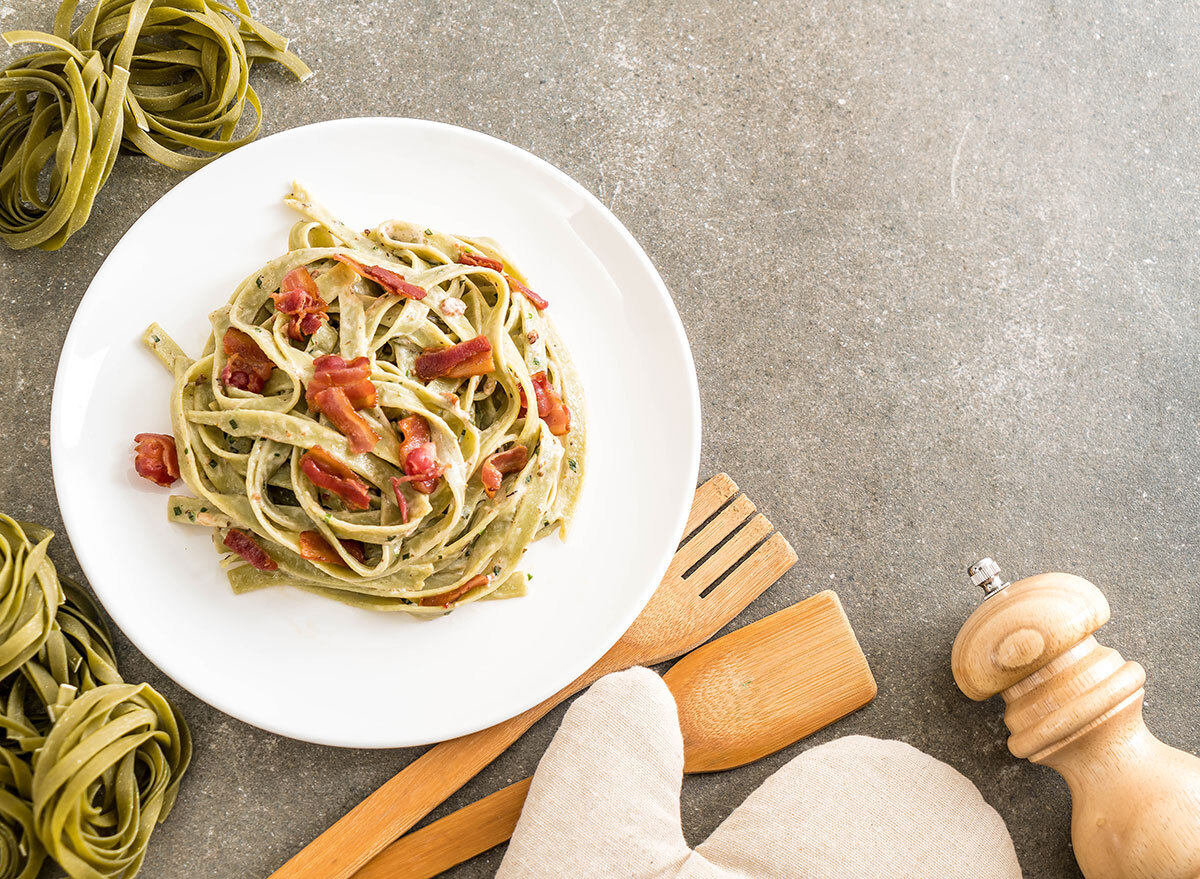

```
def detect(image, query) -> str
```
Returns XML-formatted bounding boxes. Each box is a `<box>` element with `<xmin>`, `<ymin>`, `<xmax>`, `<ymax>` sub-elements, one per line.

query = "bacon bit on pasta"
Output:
<box><xmin>220</xmin><ymin>328</ymin><xmax>274</xmax><ymax>393</ymax></box>
<box><xmin>389</xmin><ymin>477</ymin><xmax>410</xmax><ymax>524</ymax></box>
<box><xmin>414</xmin><ymin>335</ymin><xmax>494</xmax><ymax>381</ymax></box>
<box><xmin>298</xmin><ymin>530</ymin><xmax>366</xmax><ymax>566</ymax></box>
<box><xmin>271</xmin><ymin>267</ymin><xmax>328</xmax><ymax>340</ymax></box>
<box><xmin>480</xmin><ymin>445</ymin><xmax>529</xmax><ymax>499</ymax></box>
<box><xmin>301</xmin><ymin>446</ymin><xmax>372</xmax><ymax>510</ymax></box>
<box><xmin>395</xmin><ymin>415</ymin><xmax>444</xmax><ymax>494</ymax></box>
<box><xmin>418</xmin><ymin>573</ymin><xmax>490</xmax><ymax>607</ymax></box>
<box><xmin>311</xmin><ymin>388</ymin><xmax>378</xmax><ymax>453</ymax></box>
<box><xmin>527</xmin><ymin>330</ymin><xmax>539</xmax><ymax>344</ymax></box>
<box><xmin>457</xmin><ymin>250</ymin><xmax>504</xmax><ymax>272</ymax></box>
<box><xmin>331</xmin><ymin>254</ymin><xmax>427</xmax><ymax>300</ymax></box>
<box><xmin>223</xmin><ymin>529</ymin><xmax>277</xmax><ymax>571</ymax></box>
<box><xmin>308</xmin><ymin>355</ymin><xmax>376</xmax><ymax>409</ymax></box>
<box><xmin>133</xmin><ymin>433</ymin><xmax>180</xmax><ymax>487</ymax></box>
<box><xmin>440</xmin><ymin>296</ymin><xmax>466</xmax><ymax>317</ymax></box>
<box><xmin>506</xmin><ymin>275</ymin><xmax>549</xmax><ymax>310</ymax></box>
<box><xmin>518</xmin><ymin>371</ymin><xmax>571</xmax><ymax>436</ymax></box>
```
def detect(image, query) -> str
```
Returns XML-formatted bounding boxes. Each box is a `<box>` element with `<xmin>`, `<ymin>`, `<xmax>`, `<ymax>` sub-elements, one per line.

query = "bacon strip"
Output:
<box><xmin>395</xmin><ymin>415</ymin><xmax>443</xmax><ymax>494</ymax></box>
<box><xmin>298</xmin><ymin>530</ymin><xmax>366</xmax><ymax>567</ymax></box>
<box><xmin>300</xmin><ymin>446</ymin><xmax>372</xmax><ymax>510</ymax></box>
<box><xmin>518</xmin><ymin>371</ymin><xmax>571</xmax><ymax>436</ymax></box>
<box><xmin>311</xmin><ymin>388</ymin><xmax>379</xmax><ymax>454</ymax></box>
<box><xmin>480</xmin><ymin>445</ymin><xmax>529</xmax><ymax>499</ymax></box>
<box><xmin>418</xmin><ymin>573</ymin><xmax>490</xmax><ymax>607</ymax></box>
<box><xmin>271</xmin><ymin>267</ymin><xmax>328</xmax><ymax>340</ymax></box>
<box><xmin>133</xmin><ymin>433</ymin><xmax>180</xmax><ymax>487</ymax></box>
<box><xmin>307</xmin><ymin>354</ymin><xmax>376</xmax><ymax>408</ymax></box>
<box><xmin>457</xmin><ymin>250</ymin><xmax>503</xmax><ymax>272</ymax></box>
<box><xmin>505</xmin><ymin>275</ymin><xmax>549</xmax><ymax>310</ymax></box>
<box><xmin>220</xmin><ymin>328</ymin><xmax>275</xmax><ymax>393</ymax></box>
<box><xmin>414</xmin><ymin>335</ymin><xmax>494</xmax><ymax>381</ymax></box>
<box><xmin>223</xmin><ymin>529</ymin><xmax>277</xmax><ymax>571</ymax></box>
<box><xmin>331</xmin><ymin>254</ymin><xmax>426</xmax><ymax>300</ymax></box>
<box><xmin>389</xmin><ymin>477</ymin><xmax>410</xmax><ymax>524</ymax></box>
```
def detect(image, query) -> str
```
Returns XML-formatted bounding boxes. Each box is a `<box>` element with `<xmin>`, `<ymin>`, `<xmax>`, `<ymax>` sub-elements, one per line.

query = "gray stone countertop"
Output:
<box><xmin>2</xmin><ymin>1</ymin><xmax>1198</xmax><ymax>876</ymax></box>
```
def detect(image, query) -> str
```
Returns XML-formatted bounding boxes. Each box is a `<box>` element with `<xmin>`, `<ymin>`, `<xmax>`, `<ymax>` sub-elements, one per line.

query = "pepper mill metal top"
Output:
<box><xmin>966</xmin><ymin>557</ymin><xmax>1008</xmax><ymax>599</ymax></box>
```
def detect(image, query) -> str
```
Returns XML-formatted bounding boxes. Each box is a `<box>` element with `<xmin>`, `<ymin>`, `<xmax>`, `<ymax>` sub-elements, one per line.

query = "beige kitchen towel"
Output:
<box><xmin>498</xmin><ymin>667</ymin><xmax>1022</xmax><ymax>878</ymax></box>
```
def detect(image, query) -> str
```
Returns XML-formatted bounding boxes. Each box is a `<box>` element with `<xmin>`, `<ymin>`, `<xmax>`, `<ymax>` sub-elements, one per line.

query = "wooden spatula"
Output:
<box><xmin>270</xmin><ymin>474</ymin><xmax>797</xmax><ymax>879</ymax></box>
<box><xmin>355</xmin><ymin>591</ymin><xmax>876</xmax><ymax>879</ymax></box>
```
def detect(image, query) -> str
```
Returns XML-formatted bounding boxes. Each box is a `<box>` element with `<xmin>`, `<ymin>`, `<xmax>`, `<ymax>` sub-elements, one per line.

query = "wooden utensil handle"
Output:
<box><xmin>268</xmin><ymin>654</ymin><xmax>621</xmax><ymax>879</ymax></box>
<box><xmin>355</xmin><ymin>778</ymin><xmax>532</xmax><ymax>879</ymax></box>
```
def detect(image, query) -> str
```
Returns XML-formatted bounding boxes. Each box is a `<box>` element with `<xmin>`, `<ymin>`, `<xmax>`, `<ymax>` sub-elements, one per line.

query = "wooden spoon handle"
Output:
<box><xmin>355</xmin><ymin>778</ymin><xmax>533</xmax><ymax>879</ymax></box>
<box><xmin>268</xmin><ymin>656</ymin><xmax>620</xmax><ymax>879</ymax></box>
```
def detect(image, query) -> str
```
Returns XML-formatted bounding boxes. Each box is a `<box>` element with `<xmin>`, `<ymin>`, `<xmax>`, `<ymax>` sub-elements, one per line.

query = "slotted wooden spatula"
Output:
<box><xmin>355</xmin><ymin>591</ymin><xmax>876</xmax><ymax>879</ymax></box>
<box><xmin>270</xmin><ymin>474</ymin><xmax>796</xmax><ymax>879</ymax></box>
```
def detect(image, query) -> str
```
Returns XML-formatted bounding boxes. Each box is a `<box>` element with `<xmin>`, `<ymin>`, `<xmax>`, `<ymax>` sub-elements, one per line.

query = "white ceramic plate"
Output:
<box><xmin>50</xmin><ymin>118</ymin><xmax>700</xmax><ymax>747</ymax></box>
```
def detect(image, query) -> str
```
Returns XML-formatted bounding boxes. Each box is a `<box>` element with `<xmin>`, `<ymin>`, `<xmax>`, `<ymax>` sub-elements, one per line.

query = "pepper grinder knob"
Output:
<box><xmin>951</xmin><ymin>561</ymin><xmax>1200</xmax><ymax>879</ymax></box>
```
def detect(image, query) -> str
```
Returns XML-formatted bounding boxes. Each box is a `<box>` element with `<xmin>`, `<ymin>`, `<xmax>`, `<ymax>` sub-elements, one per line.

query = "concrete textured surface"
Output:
<box><xmin>2</xmin><ymin>0</ymin><xmax>1199</xmax><ymax>876</ymax></box>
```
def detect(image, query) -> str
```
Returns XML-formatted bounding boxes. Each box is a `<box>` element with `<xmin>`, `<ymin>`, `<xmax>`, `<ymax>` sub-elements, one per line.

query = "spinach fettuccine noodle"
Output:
<box><xmin>0</xmin><ymin>515</ymin><xmax>190</xmax><ymax>879</ymax></box>
<box><xmin>0</xmin><ymin>0</ymin><xmax>311</xmax><ymax>250</ymax></box>
<box><xmin>145</xmin><ymin>185</ymin><xmax>586</xmax><ymax>614</ymax></box>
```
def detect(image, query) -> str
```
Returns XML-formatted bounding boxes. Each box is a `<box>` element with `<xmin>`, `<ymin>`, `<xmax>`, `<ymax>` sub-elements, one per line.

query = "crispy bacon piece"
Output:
<box><xmin>223</xmin><ymin>529</ymin><xmax>277</xmax><ymax>571</ymax></box>
<box><xmin>414</xmin><ymin>335</ymin><xmax>494</xmax><ymax>381</ymax></box>
<box><xmin>505</xmin><ymin>275</ymin><xmax>549</xmax><ymax>310</ymax></box>
<box><xmin>271</xmin><ymin>267</ymin><xmax>328</xmax><ymax>340</ymax></box>
<box><xmin>298</xmin><ymin>530</ymin><xmax>366</xmax><ymax>567</ymax></box>
<box><xmin>300</xmin><ymin>446</ymin><xmax>372</xmax><ymax>510</ymax></box>
<box><xmin>518</xmin><ymin>371</ymin><xmax>571</xmax><ymax>436</ymax></box>
<box><xmin>480</xmin><ymin>445</ymin><xmax>529</xmax><ymax>499</ymax></box>
<box><xmin>307</xmin><ymin>354</ymin><xmax>376</xmax><ymax>409</ymax></box>
<box><xmin>311</xmin><ymin>388</ymin><xmax>379</xmax><ymax>454</ymax></box>
<box><xmin>395</xmin><ymin>415</ymin><xmax>444</xmax><ymax>494</ymax></box>
<box><xmin>307</xmin><ymin>356</ymin><xmax>378</xmax><ymax>453</ymax></box>
<box><xmin>418</xmin><ymin>573</ymin><xmax>490</xmax><ymax>608</ymax></box>
<box><xmin>457</xmin><ymin>250</ymin><xmax>503</xmax><ymax>272</ymax></box>
<box><xmin>133</xmin><ymin>433</ymin><xmax>180</xmax><ymax>487</ymax></box>
<box><xmin>389</xmin><ymin>476</ymin><xmax>410</xmax><ymax>524</ymax></box>
<box><xmin>331</xmin><ymin>254</ymin><xmax>426</xmax><ymax>300</ymax></box>
<box><xmin>220</xmin><ymin>328</ymin><xmax>274</xmax><ymax>393</ymax></box>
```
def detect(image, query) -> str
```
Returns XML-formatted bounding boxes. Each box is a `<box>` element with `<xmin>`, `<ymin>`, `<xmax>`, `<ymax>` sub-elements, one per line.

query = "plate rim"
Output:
<box><xmin>50</xmin><ymin>116</ymin><xmax>702</xmax><ymax>747</ymax></box>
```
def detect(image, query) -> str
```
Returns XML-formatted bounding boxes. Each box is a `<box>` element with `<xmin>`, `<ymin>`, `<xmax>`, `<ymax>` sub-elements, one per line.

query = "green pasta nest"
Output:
<box><xmin>0</xmin><ymin>515</ymin><xmax>191</xmax><ymax>879</ymax></box>
<box><xmin>147</xmin><ymin>185</ymin><xmax>586</xmax><ymax>614</ymax></box>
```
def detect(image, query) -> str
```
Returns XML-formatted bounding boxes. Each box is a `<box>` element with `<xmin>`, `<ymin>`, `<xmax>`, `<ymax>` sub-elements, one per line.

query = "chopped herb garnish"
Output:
<box><xmin>256</xmin><ymin>277</ymin><xmax>263</xmax><ymax>288</ymax></box>
<box><xmin>424</xmin><ymin>228</ymin><xmax>433</xmax><ymax>236</ymax></box>
<box><xmin>150</xmin><ymin>335</ymin><xmax>160</xmax><ymax>343</ymax></box>
<box><xmin>186</xmin><ymin>512</ymin><xmax>195</xmax><ymax>521</ymax></box>
<box><xmin>493</xmin><ymin>565</ymin><xmax>501</xmax><ymax>575</ymax></box>
<box><xmin>526</xmin><ymin>573</ymin><xmax>532</xmax><ymax>581</ymax></box>
<box><xmin>172</xmin><ymin>506</ymin><xmax>182</xmax><ymax>517</ymax></box>
<box><xmin>568</xmin><ymin>459</ymin><xmax>577</xmax><ymax>471</ymax></box>
<box><xmin>229</xmin><ymin>419</ymin><xmax>239</xmax><ymax>429</ymax></box>
<box><xmin>208</xmin><ymin>461</ymin><xmax>217</xmax><ymax>468</ymax></box>
<box><xmin>200</xmin><ymin>507</ymin><xmax>208</xmax><ymax>513</ymax></box>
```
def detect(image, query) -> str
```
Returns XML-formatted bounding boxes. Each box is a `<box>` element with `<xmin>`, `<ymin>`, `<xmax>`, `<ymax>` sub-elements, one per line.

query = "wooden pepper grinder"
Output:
<box><xmin>951</xmin><ymin>559</ymin><xmax>1200</xmax><ymax>879</ymax></box>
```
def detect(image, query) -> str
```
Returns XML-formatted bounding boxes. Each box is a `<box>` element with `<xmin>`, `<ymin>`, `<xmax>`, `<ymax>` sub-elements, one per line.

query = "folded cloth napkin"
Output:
<box><xmin>498</xmin><ymin>667</ymin><xmax>1021</xmax><ymax>878</ymax></box>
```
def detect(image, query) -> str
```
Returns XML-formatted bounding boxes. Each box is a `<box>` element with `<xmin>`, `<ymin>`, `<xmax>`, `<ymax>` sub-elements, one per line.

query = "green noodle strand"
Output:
<box><xmin>0</xmin><ymin>0</ymin><xmax>310</xmax><ymax>250</ymax></box>
<box><xmin>151</xmin><ymin>185</ymin><xmax>587</xmax><ymax>614</ymax></box>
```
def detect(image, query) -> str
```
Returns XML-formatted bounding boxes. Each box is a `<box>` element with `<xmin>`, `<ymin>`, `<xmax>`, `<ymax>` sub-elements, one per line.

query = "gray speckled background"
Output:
<box><xmin>2</xmin><ymin>0</ymin><xmax>1199</xmax><ymax>876</ymax></box>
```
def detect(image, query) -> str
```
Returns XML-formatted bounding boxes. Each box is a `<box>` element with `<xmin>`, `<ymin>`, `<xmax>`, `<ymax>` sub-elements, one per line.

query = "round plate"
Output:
<box><xmin>51</xmin><ymin>118</ymin><xmax>700</xmax><ymax>747</ymax></box>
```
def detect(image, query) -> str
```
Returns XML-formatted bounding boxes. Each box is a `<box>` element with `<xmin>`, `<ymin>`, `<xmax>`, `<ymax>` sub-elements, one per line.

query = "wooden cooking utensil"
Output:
<box><xmin>356</xmin><ymin>591</ymin><xmax>876</xmax><ymax>879</ymax></box>
<box><xmin>952</xmin><ymin>559</ymin><xmax>1200</xmax><ymax>879</ymax></box>
<box><xmin>270</xmin><ymin>474</ymin><xmax>797</xmax><ymax>879</ymax></box>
